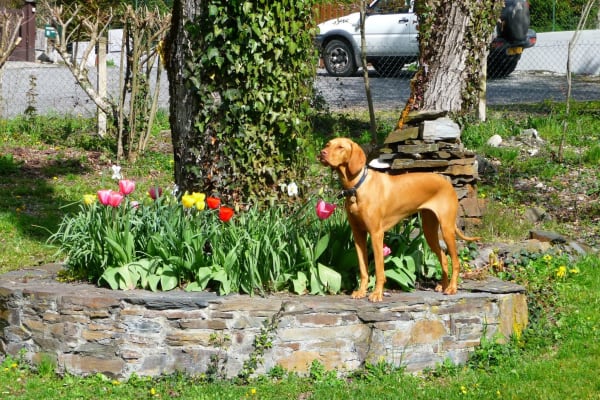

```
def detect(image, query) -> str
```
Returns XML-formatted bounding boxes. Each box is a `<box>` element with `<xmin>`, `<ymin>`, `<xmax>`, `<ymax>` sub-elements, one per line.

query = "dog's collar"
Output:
<box><xmin>338</xmin><ymin>167</ymin><xmax>368</xmax><ymax>199</ymax></box>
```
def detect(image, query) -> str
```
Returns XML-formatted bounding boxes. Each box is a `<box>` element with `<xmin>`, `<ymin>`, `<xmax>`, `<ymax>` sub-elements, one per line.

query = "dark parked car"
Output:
<box><xmin>316</xmin><ymin>0</ymin><xmax>536</xmax><ymax>78</ymax></box>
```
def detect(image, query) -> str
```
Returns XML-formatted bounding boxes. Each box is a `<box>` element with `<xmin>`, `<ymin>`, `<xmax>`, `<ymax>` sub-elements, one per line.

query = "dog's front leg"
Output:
<box><xmin>369</xmin><ymin>230</ymin><xmax>386</xmax><ymax>302</ymax></box>
<box><xmin>350</xmin><ymin>228</ymin><xmax>369</xmax><ymax>299</ymax></box>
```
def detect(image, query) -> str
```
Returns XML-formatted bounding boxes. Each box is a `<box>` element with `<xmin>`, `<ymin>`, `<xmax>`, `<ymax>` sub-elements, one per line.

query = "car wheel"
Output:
<box><xmin>323</xmin><ymin>39</ymin><xmax>357</xmax><ymax>77</ymax></box>
<box><xmin>487</xmin><ymin>50</ymin><xmax>521</xmax><ymax>79</ymax></box>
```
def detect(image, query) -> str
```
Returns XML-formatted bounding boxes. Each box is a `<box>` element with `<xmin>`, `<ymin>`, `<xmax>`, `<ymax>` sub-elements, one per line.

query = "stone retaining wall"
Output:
<box><xmin>0</xmin><ymin>264</ymin><xmax>527</xmax><ymax>379</ymax></box>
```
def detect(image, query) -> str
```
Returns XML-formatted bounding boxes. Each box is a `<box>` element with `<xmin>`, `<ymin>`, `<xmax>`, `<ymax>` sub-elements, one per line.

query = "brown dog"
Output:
<box><xmin>319</xmin><ymin>137</ymin><xmax>480</xmax><ymax>302</ymax></box>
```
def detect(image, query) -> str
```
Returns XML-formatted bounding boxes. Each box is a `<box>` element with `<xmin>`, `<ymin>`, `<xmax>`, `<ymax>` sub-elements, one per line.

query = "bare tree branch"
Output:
<box><xmin>0</xmin><ymin>9</ymin><xmax>23</xmax><ymax>69</ymax></box>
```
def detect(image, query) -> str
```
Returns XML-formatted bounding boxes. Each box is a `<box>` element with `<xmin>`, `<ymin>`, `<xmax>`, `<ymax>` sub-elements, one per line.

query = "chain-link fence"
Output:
<box><xmin>1</xmin><ymin>30</ymin><xmax>599</xmax><ymax>118</ymax></box>
<box><xmin>316</xmin><ymin>30</ymin><xmax>600</xmax><ymax>112</ymax></box>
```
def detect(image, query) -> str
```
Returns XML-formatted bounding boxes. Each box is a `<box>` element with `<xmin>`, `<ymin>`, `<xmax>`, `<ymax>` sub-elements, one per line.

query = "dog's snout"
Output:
<box><xmin>318</xmin><ymin>148</ymin><xmax>328</xmax><ymax>161</ymax></box>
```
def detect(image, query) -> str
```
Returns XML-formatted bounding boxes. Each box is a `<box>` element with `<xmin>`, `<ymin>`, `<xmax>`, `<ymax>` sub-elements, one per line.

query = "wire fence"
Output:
<box><xmin>0</xmin><ymin>30</ymin><xmax>599</xmax><ymax>119</ymax></box>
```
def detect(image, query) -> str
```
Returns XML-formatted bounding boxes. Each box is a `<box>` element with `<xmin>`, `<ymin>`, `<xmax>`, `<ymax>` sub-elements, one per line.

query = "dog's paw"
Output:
<box><xmin>434</xmin><ymin>284</ymin><xmax>443</xmax><ymax>293</ymax></box>
<box><xmin>368</xmin><ymin>291</ymin><xmax>383</xmax><ymax>302</ymax></box>
<box><xmin>443</xmin><ymin>287</ymin><xmax>458</xmax><ymax>295</ymax></box>
<box><xmin>351</xmin><ymin>290</ymin><xmax>367</xmax><ymax>299</ymax></box>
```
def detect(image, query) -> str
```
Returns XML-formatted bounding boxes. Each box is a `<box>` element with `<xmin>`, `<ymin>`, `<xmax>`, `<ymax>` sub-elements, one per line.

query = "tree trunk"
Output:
<box><xmin>164</xmin><ymin>0</ymin><xmax>206</xmax><ymax>193</ymax></box>
<box><xmin>399</xmin><ymin>0</ymin><xmax>501</xmax><ymax>126</ymax></box>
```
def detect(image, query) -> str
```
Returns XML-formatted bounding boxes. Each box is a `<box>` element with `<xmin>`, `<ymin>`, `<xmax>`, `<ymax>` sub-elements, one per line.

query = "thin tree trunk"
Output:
<box><xmin>559</xmin><ymin>0</ymin><xmax>596</xmax><ymax>161</ymax></box>
<box><xmin>360</xmin><ymin>1</ymin><xmax>377</xmax><ymax>145</ymax></box>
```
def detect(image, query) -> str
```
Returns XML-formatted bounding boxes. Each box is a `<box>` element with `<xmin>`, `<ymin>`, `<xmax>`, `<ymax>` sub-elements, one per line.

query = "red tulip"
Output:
<box><xmin>207</xmin><ymin>197</ymin><xmax>221</xmax><ymax>209</ymax></box>
<box><xmin>218</xmin><ymin>206</ymin><xmax>235</xmax><ymax>222</ymax></box>
<box><xmin>97</xmin><ymin>189</ymin><xmax>113</xmax><ymax>206</ymax></box>
<box><xmin>316</xmin><ymin>199</ymin><xmax>336</xmax><ymax>220</ymax></box>
<box><xmin>118</xmin><ymin>179</ymin><xmax>136</xmax><ymax>195</ymax></box>
<box><xmin>107</xmin><ymin>192</ymin><xmax>124</xmax><ymax>207</ymax></box>
<box><xmin>148</xmin><ymin>186</ymin><xmax>163</xmax><ymax>200</ymax></box>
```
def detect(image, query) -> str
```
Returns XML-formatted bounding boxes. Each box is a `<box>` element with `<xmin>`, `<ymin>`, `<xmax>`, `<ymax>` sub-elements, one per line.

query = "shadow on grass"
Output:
<box><xmin>0</xmin><ymin>152</ymin><xmax>94</xmax><ymax>269</ymax></box>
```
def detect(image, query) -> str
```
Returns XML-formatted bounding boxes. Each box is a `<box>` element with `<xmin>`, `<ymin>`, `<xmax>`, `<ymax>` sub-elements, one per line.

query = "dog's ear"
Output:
<box><xmin>347</xmin><ymin>141</ymin><xmax>367</xmax><ymax>176</ymax></box>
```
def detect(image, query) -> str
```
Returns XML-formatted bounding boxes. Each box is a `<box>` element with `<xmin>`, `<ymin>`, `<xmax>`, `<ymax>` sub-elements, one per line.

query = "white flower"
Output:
<box><xmin>286</xmin><ymin>182</ymin><xmax>299</xmax><ymax>197</ymax></box>
<box><xmin>111</xmin><ymin>165</ymin><xmax>122</xmax><ymax>180</ymax></box>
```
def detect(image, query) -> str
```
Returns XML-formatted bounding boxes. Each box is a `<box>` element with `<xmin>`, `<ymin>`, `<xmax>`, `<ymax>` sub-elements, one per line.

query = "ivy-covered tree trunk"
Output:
<box><xmin>165</xmin><ymin>0</ymin><xmax>317</xmax><ymax>204</ymax></box>
<box><xmin>400</xmin><ymin>0</ymin><xmax>502</xmax><ymax>122</ymax></box>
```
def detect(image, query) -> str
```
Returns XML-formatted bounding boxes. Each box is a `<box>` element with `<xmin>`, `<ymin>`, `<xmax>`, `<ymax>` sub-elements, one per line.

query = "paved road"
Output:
<box><xmin>314</xmin><ymin>68</ymin><xmax>600</xmax><ymax>111</ymax></box>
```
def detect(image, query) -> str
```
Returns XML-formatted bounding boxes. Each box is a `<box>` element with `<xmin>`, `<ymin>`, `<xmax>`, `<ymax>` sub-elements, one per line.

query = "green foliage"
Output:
<box><xmin>467</xmin><ymin>332</ymin><xmax>522</xmax><ymax>371</ymax></box>
<box><xmin>529</xmin><ymin>0</ymin><xmax>599</xmax><ymax>31</ymax></box>
<box><xmin>177</xmin><ymin>0</ymin><xmax>319</xmax><ymax>203</ymax></box>
<box><xmin>383</xmin><ymin>217</ymin><xmax>441</xmax><ymax>291</ymax></box>
<box><xmin>0</xmin><ymin>154</ymin><xmax>21</xmax><ymax>174</ymax></box>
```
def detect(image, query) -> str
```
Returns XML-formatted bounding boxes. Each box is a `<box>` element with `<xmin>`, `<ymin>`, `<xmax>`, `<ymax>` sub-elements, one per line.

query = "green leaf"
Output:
<box><xmin>105</xmin><ymin>236</ymin><xmax>129</xmax><ymax>264</ymax></box>
<box><xmin>314</xmin><ymin>233</ymin><xmax>330</xmax><ymax>260</ymax></box>
<box><xmin>212</xmin><ymin>268</ymin><xmax>232</xmax><ymax>295</ymax></box>
<box><xmin>147</xmin><ymin>275</ymin><xmax>160</xmax><ymax>292</ymax></box>
<box><xmin>100</xmin><ymin>266</ymin><xmax>121</xmax><ymax>290</ymax></box>
<box><xmin>317</xmin><ymin>263</ymin><xmax>341</xmax><ymax>294</ymax></box>
<box><xmin>160</xmin><ymin>265</ymin><xmax>179</xmax><ymax>291</ymax></box>
<box><xmin>292</xmin><ymin>271</ymin><xmax>308</xmax><ymax>295</ymax></box>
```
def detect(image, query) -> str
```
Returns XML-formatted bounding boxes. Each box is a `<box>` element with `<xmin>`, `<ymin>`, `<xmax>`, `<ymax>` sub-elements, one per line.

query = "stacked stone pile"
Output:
<box><xmin>371</xmin><ymin>112</ymin><xmax>484</xmax><ymax>228</ymax></box>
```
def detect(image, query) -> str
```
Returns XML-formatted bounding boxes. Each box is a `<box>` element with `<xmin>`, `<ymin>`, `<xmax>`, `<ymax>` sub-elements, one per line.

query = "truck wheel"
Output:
<box><xmin>488</xmin><ymin>51</ymin><xmax>521</xmax><ymax>79</ymax></box>
<box><xmin>323</xmin><ymin>39</ymin><xmax>357</xmax><ymax>77</ymax></box>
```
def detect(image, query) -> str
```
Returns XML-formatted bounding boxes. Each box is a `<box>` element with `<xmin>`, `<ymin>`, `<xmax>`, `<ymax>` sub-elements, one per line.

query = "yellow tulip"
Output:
<box><xmin>83</xmin><ymin>194</ymin><xmax>96</xmax><ymax>205</ymax></box>
<box><xmin>182</xmin><ymin>193</ymin><xmax>196</xmax><ymax>208</ymax></box>
<box><xmin>192</xmin><ymin>192</ymin><xmax>206</xmax><ymax>209</ymax></box>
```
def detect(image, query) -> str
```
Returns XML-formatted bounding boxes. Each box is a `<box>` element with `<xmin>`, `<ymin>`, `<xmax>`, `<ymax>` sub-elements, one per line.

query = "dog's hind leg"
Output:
<box><xmin>440</xmin><ymin>222</ymin><xmax>461</xmax><ymax>295</ymax></box>
<box><xmin>421</xmin><ymin>210</ymin><xmax>449</xmax><ymax>293</ymax></box>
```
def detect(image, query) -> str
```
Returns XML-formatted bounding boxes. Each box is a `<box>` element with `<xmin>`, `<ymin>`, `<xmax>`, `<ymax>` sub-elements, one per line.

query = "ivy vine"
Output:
<box><xmin>179</xmin><ymin>0</ymin><xmax>318</xmax><ymax>205</ymax></box>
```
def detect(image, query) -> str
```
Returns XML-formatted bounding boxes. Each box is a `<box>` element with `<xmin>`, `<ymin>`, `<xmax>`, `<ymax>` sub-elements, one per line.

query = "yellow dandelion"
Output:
<box><xmin>11</xmin><ymin>363</ymin><xmax>17</xmax><ymax>369</ymax></box>
<box><xmin>460</xmin><ymin>385</ymin><xmax>467</xmax><ymax>395</ymax></box>
<box><xmin>150</xmin><ymin>387</ymin><xmax>156</xmax><ymax>395</ymax></box>
<box><xmin>569</xmin><ymin>268</ymin><xmax>580</xmax><ymax>274</ymax></box>
<box><xmin>556</xmin><ymin>265</ymin><xmax>567</xmax><ymax>279</ymax></box>
<box><xmin>53</xmin><ymin>176</ymin><xmax>58</xmax><ymax>181</ymax></box>
<box><xmin>250</xmin><ymin>387</ymin><xmax>257</xmax><ymax>395</ymax></box>
<box><xmin>112</xmin><ymin>380</ymin><xmax>120</xmax><ymax>385</ymax></box>
<box><xmin>543</xmin><ymin>254</ymin><xmax>553</xmax><ymax>263</ymax></box>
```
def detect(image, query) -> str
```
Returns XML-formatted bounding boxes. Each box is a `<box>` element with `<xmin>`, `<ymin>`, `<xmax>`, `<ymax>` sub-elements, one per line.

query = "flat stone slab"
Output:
<box><xmin>0</xmin><ymin>264</ymin><xmax>527</xmax><ymax>378</ymax></box>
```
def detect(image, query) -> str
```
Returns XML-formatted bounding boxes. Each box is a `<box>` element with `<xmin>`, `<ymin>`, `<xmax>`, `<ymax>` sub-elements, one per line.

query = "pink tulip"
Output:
<box><xmin>97</xmin><ymin>189</ymin><xmax>113</xmax><ymax>206</ymax></box>
<box><xmin>107</xmin><ymin>192</ymin><xmax>124</xmax><ymax>207</ymax></box>
<box><xmin>383</xmin><ymin>245</ymin><xmax>392</xmax><ymax>257</ymax></box>
<box><xmin>316</xmin><ymin>199</ymin><xmax>336</xmax><ymax>220</ymax></box>
<box><xmin>118</xmin><ymin>179</ymin><xmax>136</xmax><ymax>195</ymax></box>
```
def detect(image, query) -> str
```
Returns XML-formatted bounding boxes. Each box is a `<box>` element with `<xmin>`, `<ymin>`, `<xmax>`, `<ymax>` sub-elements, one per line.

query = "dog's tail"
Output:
<box><xmin>455</xmin><ymin>226</ymin><xmax>481</xmax><ymax>242</ymax></box>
